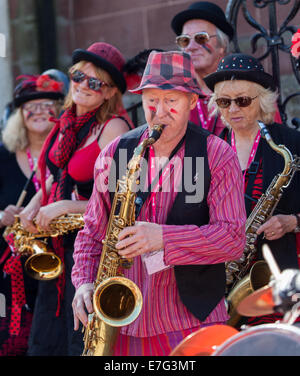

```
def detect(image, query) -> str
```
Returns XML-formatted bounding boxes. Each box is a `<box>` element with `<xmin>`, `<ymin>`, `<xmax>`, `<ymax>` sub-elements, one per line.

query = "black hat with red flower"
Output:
<box><xmin>13</xmin><ymin>74</ymin><xmax>65</xmax><ymax>108</ymax></box>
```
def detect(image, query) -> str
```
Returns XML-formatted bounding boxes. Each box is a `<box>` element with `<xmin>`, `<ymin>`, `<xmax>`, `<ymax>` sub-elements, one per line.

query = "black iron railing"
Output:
<box><xmin>226</xmin><ymin>0</ymin><xmax>300</xmax><ymax>128</ymax></box>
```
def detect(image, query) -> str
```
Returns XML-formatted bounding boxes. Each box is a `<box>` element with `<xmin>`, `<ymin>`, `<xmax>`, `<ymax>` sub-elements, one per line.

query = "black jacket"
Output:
<box><xmin>221</xmin><ymin>123</ymin><xmax>300</xmax><ymax>270</ymax></box>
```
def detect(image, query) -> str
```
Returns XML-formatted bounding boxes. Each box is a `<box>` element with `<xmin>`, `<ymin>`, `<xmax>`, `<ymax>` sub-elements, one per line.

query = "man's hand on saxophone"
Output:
<box><xmin>72</xmin><ymin>283</ymin><xmax>94</xmax><ymax>330</ymax></box>
<box><xmin>116</xmin><ymin>221</ymin><xmax>163</xmax><ymax>258</ymax></box>
<box><xmin>256</xmin><ymin>214</ymin><xmax>299</xmax><ymax>240</ymax></box>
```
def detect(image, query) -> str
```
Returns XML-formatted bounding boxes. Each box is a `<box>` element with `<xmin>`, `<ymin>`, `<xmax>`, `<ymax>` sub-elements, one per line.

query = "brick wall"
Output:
<box><xmin>6</xmin><ymin>0</ymin><xmax>300</xmax><ymax>123</ymax></box>
<box><xmin>54</xmin><ymin>0</ymin><xmax>300</xmax><ymax>68</ymax></box>
<box><xmin>9</xmin><ymin>0</ymin><xmax>300</xmax><ymax>79</ymax></box>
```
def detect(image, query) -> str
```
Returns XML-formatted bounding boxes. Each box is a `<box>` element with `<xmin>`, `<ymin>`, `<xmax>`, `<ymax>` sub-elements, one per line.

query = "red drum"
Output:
<box><xmin>170</xmin><ymin>325</ymin><xmax>238</xmax><ymax>356</ymax></box>
<box><xmin>213</xmin><ymin>324</ymin><xmax>300</xmax><ymax>356</ymax></box>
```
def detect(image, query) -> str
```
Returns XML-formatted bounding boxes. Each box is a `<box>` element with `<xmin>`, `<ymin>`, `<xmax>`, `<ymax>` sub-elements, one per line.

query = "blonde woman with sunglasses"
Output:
<box><xmin>19</xmin><ymin>42</ymin><xmax>131</xmax><ymax>356</ymax></box>
<box><xmin>204</xmin><ymin>52</ymin><xmax>300</xmax><ymax>328</ymax></box>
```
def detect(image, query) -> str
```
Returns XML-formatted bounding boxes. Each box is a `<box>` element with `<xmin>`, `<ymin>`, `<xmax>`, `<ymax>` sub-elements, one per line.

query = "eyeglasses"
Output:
<box><xmin>22</xmin><ymin>101</ymin><xmax>55</xmax><ymax>112</ymax></box>
<box><xmin>70</xmin><ymin>70</ymin><xmax>111</xmax><ymax>92</ymax></box>
<box><xmin>176</xmin><ymin>32</ymin><xmax>217</xmax><ymax>48</ymax></box>
<box><xmin>215</xmin><ymin>96</ymin><xmax>258</xmax><ymax>109</ymax></box>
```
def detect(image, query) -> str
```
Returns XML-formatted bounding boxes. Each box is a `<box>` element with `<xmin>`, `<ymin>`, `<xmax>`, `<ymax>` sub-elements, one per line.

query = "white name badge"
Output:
<box><xmin>141</xmin><ymin>249</ymin><xmax>171</xmax><ymax>275</ymax></box>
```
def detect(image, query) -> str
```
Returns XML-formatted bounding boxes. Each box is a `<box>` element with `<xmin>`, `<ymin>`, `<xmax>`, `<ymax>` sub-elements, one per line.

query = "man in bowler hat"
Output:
<box><xmin>171</xmin><ymin>1</ymin><xmax>234</xmax><ymax>135</ymax></box>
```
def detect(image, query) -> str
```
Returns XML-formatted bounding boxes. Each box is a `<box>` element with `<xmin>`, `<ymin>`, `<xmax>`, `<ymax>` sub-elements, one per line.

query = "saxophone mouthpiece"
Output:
<box><xmin>257</xmin><ymin>121</ymin><xmax>271</xmax><ymax>141</ymax></box>
<box><xmin>149</xmin><ymin>124</ymin><xmax>165</xmax><ymax>142</ymax></box>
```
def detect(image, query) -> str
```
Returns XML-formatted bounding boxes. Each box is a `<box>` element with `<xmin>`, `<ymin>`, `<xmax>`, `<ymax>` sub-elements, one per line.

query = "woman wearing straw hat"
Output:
<box><xmin>71</xmin><ymin>50</ymin><xmax>246</xmax><ymax>356</ymax></box>
<box><xmin>204</xmin><ymin>53</ymin><xmax>300</xmax><ymax>327</ymax></box>
<box><xmin>19</xmin><ymin>42</ymin><xmax>131</xmax><ymax>355</ymax></box>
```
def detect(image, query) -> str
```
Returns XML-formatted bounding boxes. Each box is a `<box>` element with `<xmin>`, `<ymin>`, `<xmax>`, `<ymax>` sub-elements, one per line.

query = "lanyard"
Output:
<box><xmin>147</xmin><ymin>146</ymin><xmax>174</xmax><ymax>223</ymax></box>
<box><xmin>196</xmin><ymin>99</ymin><xmax>211</xmax><ymax>130</ymax></box>
<box><xmin>231</xmin><ymin>130</ymin><xmax>261</xmax><ymax>185</ymax></box>
<box><xmin>26</xmin><ymin>148</ymin><xmax>50</xmax><ymax>192</ymax></box>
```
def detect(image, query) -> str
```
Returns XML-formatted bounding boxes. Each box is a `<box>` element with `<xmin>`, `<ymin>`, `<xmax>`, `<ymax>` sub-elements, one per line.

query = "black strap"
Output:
<box><xmin>135</xmin><ymin>135</ymin><xmax>186</xmax><ymax>217</ymax></box>
<box><xmin>75</xmin><ymin>114</ymin><xmax>98</xmax><ymax>147</ymax></box>
<box><xmin>210</xmin><ymin>115</ymin><xmax>218</xmax><ymax>134</ymax></box>
<box><xmin>244</xmin><ymin>146</ymin><xmax>262</xmax><ymax>216</ymax></box>
<box><xmin>224</xmin><ymin>128</ymin><xmax>262</xmax><ymax>216</ymax></box>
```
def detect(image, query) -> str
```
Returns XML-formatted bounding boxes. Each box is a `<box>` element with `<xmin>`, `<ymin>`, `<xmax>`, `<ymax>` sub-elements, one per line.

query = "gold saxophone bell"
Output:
<box><xmin>21</xmin><ymin>239</ymin><xmax>64</xmax><ymax>281</ymax></box>
<box><xmin>93</xmin><ymin>276</ymin><xmax>143</xmax><ymax>327</ymax></box>
<box><xmin>84</xmin><ymin>277</ymin><xmax>143</xmax><ymax>356</ymax></box>
<box><xmin>226</xmin><ymin>260</ymin><xmax>271</xmax><ymax>328</ymax></box>
<box><xmin>6</xmin><ymin>214</ymin><xmax>84</xmax><ymax>281</ymax></box>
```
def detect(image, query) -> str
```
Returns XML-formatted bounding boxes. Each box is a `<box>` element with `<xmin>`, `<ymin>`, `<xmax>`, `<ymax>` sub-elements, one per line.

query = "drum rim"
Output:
<box><xmin>213</xmin><ymin>323</ymin><xmax>300</xmax><ymax>356</ymax></box>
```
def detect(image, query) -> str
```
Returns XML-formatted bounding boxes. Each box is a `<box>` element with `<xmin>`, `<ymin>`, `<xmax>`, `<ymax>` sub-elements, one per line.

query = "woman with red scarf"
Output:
<box><xmin>19</xmin><ymin>42</ymin><xmax>131</xmax><ymax>355</ymax></box>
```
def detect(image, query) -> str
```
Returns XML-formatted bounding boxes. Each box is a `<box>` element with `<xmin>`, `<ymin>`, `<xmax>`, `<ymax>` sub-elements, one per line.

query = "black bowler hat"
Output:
<box><xmin>171</xmin><ymin>1</ymin><xmax>234</xmax><ymax>40</ymax></box>
<box><xmin>203</xmin><ymin>53</ymin><xmax>277</xmax><ymax>92</ymax></box>
<box><xmin>72</xmin><ymin>42</ymin><xmax>127</xmax><ymax>93</ymax></box>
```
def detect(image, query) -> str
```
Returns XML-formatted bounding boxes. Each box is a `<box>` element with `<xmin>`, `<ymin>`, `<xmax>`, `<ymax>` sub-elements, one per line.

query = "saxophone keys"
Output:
<box><xmin>227</xmin><ymin>262</ymin><xmax>239</xmax><ymax>273</ymax></box>
<box><xmin>255</xmin><ymin>215</ymin><xmax>265</xmax><ymax>222</ymax></box>
<box><xmin>226</xmin><ymin>272</ymin><xmax>234</xmax><ymax>284</ymax></box>
<box><xmin>120</xmin><ymin>257</ymin><xmax>134</xmax><ymax>269</ymax></box>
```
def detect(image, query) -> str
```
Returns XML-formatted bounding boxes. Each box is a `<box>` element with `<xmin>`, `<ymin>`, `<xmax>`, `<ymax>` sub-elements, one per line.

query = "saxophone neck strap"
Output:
<box><xmin>230</xmin><ymin>130</ymin><xmax>263</xmax><ymax>216</ymax></box>
<box><xmin>135</xmin><ymin>134</ymin><xmax>185</xmax><ymax>218</ymax></box>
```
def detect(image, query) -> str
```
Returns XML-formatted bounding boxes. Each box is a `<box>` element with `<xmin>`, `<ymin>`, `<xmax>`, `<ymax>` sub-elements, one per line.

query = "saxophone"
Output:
<box><xmin>82</xmin><ymin>124</ymin><xmax>165</xmax><ymax>356</ymax></box>
<box><xmin>226</xmin><ymin>121</ymin><xmax>300</xmax><ymax>327</ymax></box>
<box><xmin>5</xmin><ymin>213</ymin><xmax>84</xmax><ymax>280</ymax></box>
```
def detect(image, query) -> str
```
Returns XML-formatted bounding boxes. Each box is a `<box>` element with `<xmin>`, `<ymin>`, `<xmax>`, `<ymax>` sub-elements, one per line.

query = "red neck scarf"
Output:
<box><xmin>38</xmin><ymin>105</ymin><xmax>99</xmax><ymax>205</ymax></box>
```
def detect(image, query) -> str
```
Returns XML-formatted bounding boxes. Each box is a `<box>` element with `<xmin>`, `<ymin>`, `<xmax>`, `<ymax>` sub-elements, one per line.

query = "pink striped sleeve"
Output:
<box><xmin>71</xmin><ymin>137</ymin><xmax>120</xmax><ymax>289</ymax></box>
<box><xmin>164</xmin><ymin>134</ymin><xmax>246</xmax><ymax>266</ymax></box>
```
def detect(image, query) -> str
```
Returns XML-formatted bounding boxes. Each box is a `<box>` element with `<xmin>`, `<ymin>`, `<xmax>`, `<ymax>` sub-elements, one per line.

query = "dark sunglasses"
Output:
<box><xmin>70</xmin><ymin>70</ymin><xmax>111</xmax><ymax>92</ymax></box>
<box><xmin>215</xmin><ymin>96</ymin><xmax>258</xmax><ymax>109</ymax></box>
<box><xmin>176</xmin><ymin>31</ymin><xmax>217</xmax><ymax>48</ymax></box>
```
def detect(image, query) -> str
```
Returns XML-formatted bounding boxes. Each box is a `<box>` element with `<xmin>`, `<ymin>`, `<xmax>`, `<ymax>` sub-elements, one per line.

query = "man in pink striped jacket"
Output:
<box><xmin>71</xmin><ymin>50</ymin><xmax>246</xmax><ymax>356</ymax></box>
